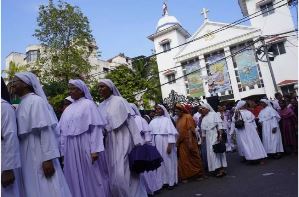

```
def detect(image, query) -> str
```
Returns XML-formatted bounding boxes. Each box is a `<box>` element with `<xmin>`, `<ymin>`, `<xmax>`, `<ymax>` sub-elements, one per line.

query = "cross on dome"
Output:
<box><xmin>201</xmin><ymin>8</ymin><xmax>209</xmax><ymax>21</ymax></box>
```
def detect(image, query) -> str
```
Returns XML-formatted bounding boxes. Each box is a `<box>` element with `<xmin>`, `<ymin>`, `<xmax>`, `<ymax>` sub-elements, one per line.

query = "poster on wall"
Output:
<box><xmin>185</xmin><ymin>61</ymin><xmax>205</xmax><ymax>97</ymax></box>
<box><xmin>205</xmin><ymin>52</ymin><xmax>232</xmax><ymax>94</ymax></box>
<box><xmin>233</xmin><ymin>48</ymin><xmax>260</xmax><ymax>88</ymax></box>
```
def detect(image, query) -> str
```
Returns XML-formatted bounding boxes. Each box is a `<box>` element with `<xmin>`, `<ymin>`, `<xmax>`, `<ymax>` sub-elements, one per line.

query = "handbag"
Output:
<box><xmin>235</xmin><ymin>110</ymin><xmax>245</xmax><ymax>129</ymax></box>
<box><xmin>213</xmin><ymin>142</ymin><xmax>226</xmax><ymax>153</ymax></box>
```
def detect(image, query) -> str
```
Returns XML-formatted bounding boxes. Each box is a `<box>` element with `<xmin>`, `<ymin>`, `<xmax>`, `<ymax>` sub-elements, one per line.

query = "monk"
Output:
<box><xmin>175</xmin><ymin>103</ymin><xmax>204</xmax><ymax>183</ymax></box>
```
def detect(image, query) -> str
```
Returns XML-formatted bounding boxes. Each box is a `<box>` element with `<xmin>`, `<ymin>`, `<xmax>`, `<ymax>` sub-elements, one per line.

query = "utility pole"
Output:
<box><xmin>260</xmin><ymin>37</ymin><xmax>278</xmax><ymax>92</ymax></box>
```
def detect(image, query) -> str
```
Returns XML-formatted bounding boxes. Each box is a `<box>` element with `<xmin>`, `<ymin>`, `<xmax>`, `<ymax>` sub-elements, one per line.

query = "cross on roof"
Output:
<box><xmin>201</xmin><ymin>8</ymin><xmax>209</xmax><ymax>21</ymax></box>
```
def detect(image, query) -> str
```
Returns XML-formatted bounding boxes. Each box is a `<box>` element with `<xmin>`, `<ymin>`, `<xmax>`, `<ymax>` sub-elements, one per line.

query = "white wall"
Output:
<box><xmin>269</xmin><ymin>36</ymin><xmax>298</xmax><ymax>84</ymax></box>
<box><xmin>154</xmin><ymin>29</ymin><xmax>187</xmax><ymax>99</ymax></box>
<box><xmin>245</xmin><ymin>0</ymin><xmax>295</xmax><ymax>35</ymax></box>
<box><xmin>245</xmin><ymin>0</ymin><xmax>298</xmax><ymax>85</ymax></box>
<box><xmin>5</xmin><ymin>52</ymin><xmax>26</xmax><ymax>70</ymax></box>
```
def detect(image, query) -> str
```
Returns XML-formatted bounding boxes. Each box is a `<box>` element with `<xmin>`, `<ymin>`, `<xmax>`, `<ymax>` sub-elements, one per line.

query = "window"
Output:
<box><xmin>162</xmin><ymin>42</ymin><xmax>170</xmax><ymax>52</ymax></box>
<box><xmin>167</xmin><ymin>74</ymin><xmax>176</xmax><ymax>84</ymax></box>
<box><xmin>260</xmin><ymin>2</ymin><xmax>274</xmax><ymax>17</ymax></box>
<box><xmin>26</xmin><ymin>50</ymin><xmax>40</xmax><ymax>63</ymax></box>
<box><xmin>271</xmin><ymin>42</ymin><xmax>286</xmax><ymax>56</ymax></box>
<box><xmin>103</xmin><ymin>67</ymin><xmax>109</xmax><ymax>72</ymax></box>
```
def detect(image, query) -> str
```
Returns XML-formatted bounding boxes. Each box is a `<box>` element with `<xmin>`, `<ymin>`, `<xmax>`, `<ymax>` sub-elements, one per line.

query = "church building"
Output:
<box><xmin>148</xmin><ymin>0</ymin><xmax>298</xmax><ymax>101</ymax></box>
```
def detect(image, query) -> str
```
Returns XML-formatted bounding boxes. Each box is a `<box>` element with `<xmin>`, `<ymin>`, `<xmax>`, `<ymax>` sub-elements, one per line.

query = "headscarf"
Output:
<box><xmin>65</xmin><ymin>96</ymin><xmax>74</xmax><ymax>103</ymax></box>
<box><xmin>15</xmin><ymin>72</ymin><xmax>47</xmax><ymax>102</ymax></box>
<box><xmin>200</xmin><ymin>101</ymin><xmax>215</xmax><ymax>112</ymax></box>
<box><xmin>15</xmin><ymin>72</ymin><xmax>59</xmax><ymax>135</ymax></box>
<box><xmin>157</xmin><ymin>104</ymin><xmax>170</xmax><ymax>118</ymax></box>
<box><xmin>99</xmin><ymin>79</ymin><xmax>122</xmax><ymax>96</ymax></box>
<box><xmin>69</xmin><ymin>79</ymin><xmax>93</xmax><ymax>101</ymax></box>
<box><xmin>260</xmin><ymin>99</ymin><xmax>272</xmax><ymax>107</ymax></box>
<box><xmin>236</xmin><ymin>100</ymin><xmax>246</xmax><ymax>110</ymax></box>
<box><xmin>175</xmin><ymin>103</ymin><xmax>190</xmax><ymax>114</ymax></box>
<box><xmin>130</xmin><ymin>103</ymin><xmax>141</xmax><ymax>116</ymax></box>
<box><xmin>1</xmin><ymin>77</ymin><xmax>11</xmax><ymax>103</ymax></box>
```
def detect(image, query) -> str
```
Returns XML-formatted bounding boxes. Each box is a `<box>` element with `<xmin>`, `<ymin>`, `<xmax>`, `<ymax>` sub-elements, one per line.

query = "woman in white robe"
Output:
<box><xmin>130</xmin><ymin>103</ymin><xmax>160</xmax><ymax>195</ymax></box>
<box><xmin>149</xmin><ymin>104</ymin><xmax>178</xmax><ymax>189</ymax></box>
<box><xmin>200</xmin><ymin>102</ymin><xmax>227</xmax><ymax>177</ymax></box>
<box><xmin>230</xmin><ymin>101</ymin><xmax>267</xmax><ymax>162</ymax></box>
<box><xmin>1</xmin><ymin>79</ymin><xmax>24</xmax><ymax>197</ymax></box>
<box><xmin>11</xmin><ymin>72</ymin><xmax>71</xmax><ymax>197</ymax></box>
<box><xmin>98</xmin><ymin>79</ymin><xmax>147</xmax><ymax>197</ymax></box>
<box><xmin>59</xmin><ymin>79</ymin><xmax>110</xmax><ymax>197</ymax></box>
<box><xmin>258</xmin><ymin>99</ymin><xmax>284</xmax><ymax>158</ymax></box>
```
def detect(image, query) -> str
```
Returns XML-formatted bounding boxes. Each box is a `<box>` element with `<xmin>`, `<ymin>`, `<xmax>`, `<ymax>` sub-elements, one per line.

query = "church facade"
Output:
<box><xmin>148</xmin><ymin>0</ymin><xmax>298</xmax><ymax>101</ymax></box>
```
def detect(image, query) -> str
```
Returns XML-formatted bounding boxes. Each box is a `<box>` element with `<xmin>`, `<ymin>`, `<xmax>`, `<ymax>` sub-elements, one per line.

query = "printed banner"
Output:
<box><xmin>185</xmin><ymin>61</ymin><xmax>204</xmax><ymax>97</ymax></box>
<box><xmin>205</xmin><ymin>52</ymin><xmax>231</xmax><ymax>94</ymax></box>
<box><xmin>233</xmin><ymin>48</ymin><xmax>260</xmax><ymax>88</ymax></box>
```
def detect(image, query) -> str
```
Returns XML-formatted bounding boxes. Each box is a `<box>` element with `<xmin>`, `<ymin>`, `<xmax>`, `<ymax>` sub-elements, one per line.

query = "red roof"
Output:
<box><xmin>277</xmin><ymin>80</ymin><xmax>298</xmax><ymax>86</ymax></box>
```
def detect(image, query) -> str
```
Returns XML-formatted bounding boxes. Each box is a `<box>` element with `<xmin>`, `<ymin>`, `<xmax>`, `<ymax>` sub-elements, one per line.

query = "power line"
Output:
<box><xmin>91</xmin><ymin>29</ymin><xmax>298</xmax><ymax>83</ymax></box>
<box><xmin>90</xmin><ymin>0</ymin><xmax>289</xmax><ymax>78</ymax></box>
<box><xmin>132</xmin><ymin>38</ymin><xmax>263</xmax><ymax>97</ymax></box>
<box><xmin>286</xmin><ymin>39</ymin><xmax>298</xmax><ymax>47</ymax></box>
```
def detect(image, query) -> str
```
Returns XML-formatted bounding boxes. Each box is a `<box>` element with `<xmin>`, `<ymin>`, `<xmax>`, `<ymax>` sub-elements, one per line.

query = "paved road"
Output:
<box><xmin>155</xmin><ymin>152</ymin><xmax>298</xmax><ymax>197</ymax></box>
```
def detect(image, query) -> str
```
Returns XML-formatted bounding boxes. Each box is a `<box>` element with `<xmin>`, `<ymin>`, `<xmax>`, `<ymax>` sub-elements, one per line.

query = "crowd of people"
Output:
<box><xmin>1</xmin><ymin>71</ymin><xmax>298</xmax><ymax>197</ymax></box>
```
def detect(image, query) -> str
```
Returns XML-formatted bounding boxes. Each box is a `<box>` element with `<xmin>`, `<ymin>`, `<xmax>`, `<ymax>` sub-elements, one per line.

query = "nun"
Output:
<box><xmin>259</xmin><ymin>99</ymin><xmax>284</xmax><ymax>158</ymax></box>
<box><xmin>200</xmin><ymin>102</ymin><xmax>227</xmax><ymax>177</ymax></box>
<box><xmin>149</xmin><ymin>104</ymin><xmax>178</xmax><ymax>189</ymax></box>
<box><xmin>230</xmin><ymin>100</ymin><xmax>267</xmax><ymax>163</ymax></box>
<box><xmin>98</xmin><ymin>79</ymin><xmax>147</xmax><ymax>197</ymax></box>
<box><xmin>130</xmin><ymin>103</ymin><xmax>160</xmax><ymax>195</ymax></box>
<box><xmin>59</xmin><ymin>79</ymin><xmax>110</xmax><ymax>197</ymax></box>
<box><xmin>1</xmin><ymin>78</ymin><xmax>24</xmax><ymax>197</ymax></box>
<box><xmin>11</xmin><ymin>72</ymin><xmax>71</xmax><ymax>197</ymax></box>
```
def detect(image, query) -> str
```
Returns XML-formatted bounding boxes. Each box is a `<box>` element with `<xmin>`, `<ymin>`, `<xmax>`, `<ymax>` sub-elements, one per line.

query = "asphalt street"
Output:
<box><xmin>155</xmin><ymin>152</ymin><xmax>298</xmax><ymax>197</ymax></box>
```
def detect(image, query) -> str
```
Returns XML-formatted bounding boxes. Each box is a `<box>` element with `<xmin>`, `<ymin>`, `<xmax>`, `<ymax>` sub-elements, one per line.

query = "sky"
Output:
<box><xmin>1</xmin><ymin>0</ymin><xmax>298</xmax><ymax>69</ymax></box>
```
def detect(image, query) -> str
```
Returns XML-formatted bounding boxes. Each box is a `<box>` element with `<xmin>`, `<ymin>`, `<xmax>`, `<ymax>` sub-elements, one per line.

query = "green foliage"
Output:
<box><xmin>43</xmin><ymin>80</ymin><xmax>68</xmax><ymax>116</ymax></box>
<box><xmin>2</xmin><ymin>61</ymin><xmax>28</xmax><ymax>81</ymax></box>
<box><xmin>105</xmin><ymin>57</ymin><xmax>162</xmax><ymax>109</ymax></box>
<box><xmin>89</xmin><ymin>79</ymin><xmax>101</xmax><ymax>103</ymax></box>
<box><xmin>34</xmin><ymin>0</ymin><xmax>95</xmax><ymax>83</ymax></box>
<box><xmin>105</xmin><ymin>65</ymin><xmax>138</xmax><ymax>103</ymax></box>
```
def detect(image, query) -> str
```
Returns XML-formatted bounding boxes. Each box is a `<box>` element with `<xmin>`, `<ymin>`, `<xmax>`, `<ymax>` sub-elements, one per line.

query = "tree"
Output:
<box><xmin>2</xmin><ymin>61</ymin><xmax>27</xmax><ymax>81</ymax></box>
<box><xmin>132</xmin><ymin>57</ymin><xmax>162</xmax><ymax>107</ymax></box>
<box><xmin>34</xmin><ymin>0</ymin><xmax>96</xmax><ymax>83</ymax></box>
<box><xmin>105</xmin><ymin>65</ymin><xmax>139</xmax><ymax>103</ymax></box>
<box><xmin>105</xmin><ymin>57</ymin><xmax>162</xmax><ymax>109</ymax></box>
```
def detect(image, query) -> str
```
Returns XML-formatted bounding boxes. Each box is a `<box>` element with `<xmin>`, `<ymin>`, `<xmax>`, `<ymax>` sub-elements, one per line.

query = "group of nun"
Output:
<box><xmin>1</xmin><ymin>70</ymin><xmax>289</xmax><ymax>197</ymax></box>
<box><xmin>1</xmin><ymin>71</ymin><xmax>180</xmax><ymax>197</ymax></box>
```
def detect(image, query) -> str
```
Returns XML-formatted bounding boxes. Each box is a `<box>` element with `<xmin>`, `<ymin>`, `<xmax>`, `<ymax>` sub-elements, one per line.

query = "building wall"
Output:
<box><xmin>153</xmin><ymin>29</ymin><xmax>187</xmax><ymax>99</ymax></box>
<box><xmin>245</xmin><ymin>0</ymin><xmax>295</xmax><ymax>35</ymax></box>
<box><xmin>5</xmin><ymin>44</ymin><xmax>130</xmax><ymax>81</ymax></box>
<box><xmin>5</xmin><ymin>52</ymin><xmax>26</xmax><ymax>70</ymax></box>
<box><xmin>269</xmin><ymin>36</ymin><xmax>298</xmax><ymax>84</ymax></box>
<box><xmin>245</xmin><ymin>0</ymin><xmax>298</xmax><ymax>84</ymax></box>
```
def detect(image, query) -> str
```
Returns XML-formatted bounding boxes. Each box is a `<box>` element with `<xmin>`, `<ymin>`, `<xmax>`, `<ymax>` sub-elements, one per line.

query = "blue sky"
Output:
<box><xmin>1</xmin><ymin>0</ymin><xmax>298</xmax><ymax>69</ymax></box>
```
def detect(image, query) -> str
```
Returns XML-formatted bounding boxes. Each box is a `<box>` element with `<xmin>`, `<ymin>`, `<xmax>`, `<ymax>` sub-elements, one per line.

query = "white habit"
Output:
<box><xmin>149</xmin><ymin>104</ymin><xmax>178</xmax><ymax>188</ymax></box>
<box><xmin>98</xmin><ymin>95</ymin><xmax>147</xmax><ymax>197</ymax></box>
<box><xmin>230</xmin><ymin>109</ymin><xmax>267</xmax><ymax>160</ymax></box>
<box><xmin>201</xmin><ymin>111</ymin><xmax>227</xmax><ymax>172</ymax></box>
<box><xmin>1</xmin><ymin>99</ymin><xmax>24</xmax><ymax>197</ymax></box>
<box><xmin>259</xmin><ymin>105</ymin><xmax>284</xmax><ymax>154</ymax></box>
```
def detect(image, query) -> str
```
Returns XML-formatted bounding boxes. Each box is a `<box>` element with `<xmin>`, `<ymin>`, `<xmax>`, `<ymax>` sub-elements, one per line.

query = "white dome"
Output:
<box><xmin>156</xmin><ymin>15</ymin><xmax>180</xmax><ymax>32</ymax></box>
